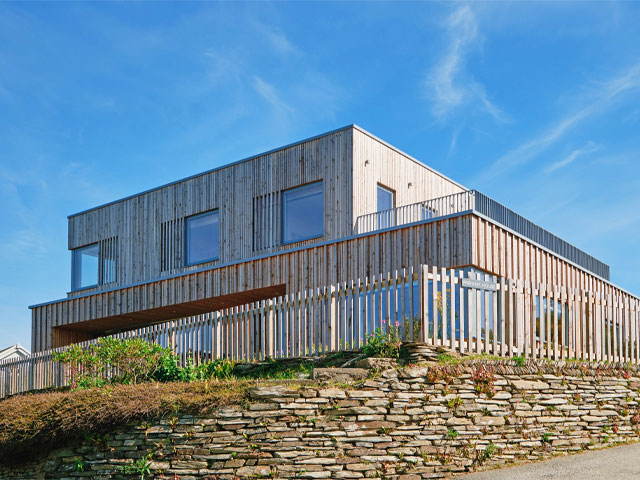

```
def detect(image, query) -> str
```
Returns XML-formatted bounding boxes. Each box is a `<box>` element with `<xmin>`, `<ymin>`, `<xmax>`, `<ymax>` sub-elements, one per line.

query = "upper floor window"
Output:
<box><xmin>71</xmin><ymin>237</ymin><xmax>118</xmax><ymax>291</ymax></box>
<box><xmin>377</xmin><ymin>184</ymin><xmax>395</xmax><ymax>212</ymax></box>
<box><xmin>282</xmin><ymin>181</ymin><xmax>324</xmax><ymax>244</ymax></box>
<box><xmin>186</xmin><ymin>210</ymin><xmax>220</xmax><ymax>266</ymax></box>
<box><xmin>376</xmin><ymin>184</ymin><xmax>396</xmax><ymax>229</ymax></box>
<box><xmin>72</xmin><ymin>244</ymin><xmax>99</xmax><ymax>290</ymax></box>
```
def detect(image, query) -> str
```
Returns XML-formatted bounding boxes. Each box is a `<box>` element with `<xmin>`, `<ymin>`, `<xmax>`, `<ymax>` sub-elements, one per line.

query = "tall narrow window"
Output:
<box><xmin>72</xmin><ymin>244</ymin><xmax>99</xmax><ymax>290</ymax></box>
<box><xmin>185</xmin><ymin>210</ymin><xmax>220</xmax><ymax>266</ymax></box>
<box><xmin>377</xmin><ymin>184</ymin><xmax>396</xmax><ymax>229</ymax></box>
<box><xmin>282</xmin><ymin>181</ymin><xmax>324</xmax><ymax>244</ymax></box>
<box><xmin>377</xmin><ymin>184</ymin><xmax>395</xmax><ymax>212</ymax></box>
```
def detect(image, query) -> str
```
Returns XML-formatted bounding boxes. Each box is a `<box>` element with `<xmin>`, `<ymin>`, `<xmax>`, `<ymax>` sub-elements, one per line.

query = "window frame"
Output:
<box><xmin>281</xmin><ymin>181</ymin><xmax>325</xmax><ymax>245</ymax></box>
<box><xmin>376</xmin><ymin>183</ymin><xmax>396</xmax><ymax>212</ymax></box>
<box><xmin>184</xmin><ymin>209</ymin><xmax>221</xmax><ymax>267</ymax></box>
<box><xmin>71</xmin><ymin>243</ymin><xmax>100</xmax><ymax>292</ymax></box>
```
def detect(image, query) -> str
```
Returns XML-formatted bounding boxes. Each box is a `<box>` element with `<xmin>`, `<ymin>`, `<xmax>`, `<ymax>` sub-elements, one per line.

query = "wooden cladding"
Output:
<box><xmin>67</xmin><ymin>128</ymin><xmax>356</xmax><ymax>293</ymax></box>
<box><xmin>253</xmin><ymin>192</ymin><xmax>279</xmax><ymax>252</ymax></box>
<box><xmin>10</xmin><ymin>263</ymin><xmax>640</xmax><ymax>399</ymax></box>
<box><xmin>32</xmin><ymin>215</ymin><xmax>474</xmax><ymax>352</ymax></box>
<box><xmin>160</xmin><ymin>218</ymin><xmax>185</xmax><ymax>274</ymax></box>
<box><xmin>99</xmin><ymin>236</ymin><xmax>118</xmax><ymax>285</ymax></box>
<box><xmin>65</xmin><ymin>126</ymin><xmax>466</xmax><ymax>297</ymax></box>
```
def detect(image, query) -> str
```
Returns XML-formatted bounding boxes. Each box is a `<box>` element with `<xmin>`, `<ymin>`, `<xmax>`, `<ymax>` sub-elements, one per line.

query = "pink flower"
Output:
<box><xmin>394</xmin><ymin>321</ymin><xmax>400</xmax><ymax>327</ymax></box>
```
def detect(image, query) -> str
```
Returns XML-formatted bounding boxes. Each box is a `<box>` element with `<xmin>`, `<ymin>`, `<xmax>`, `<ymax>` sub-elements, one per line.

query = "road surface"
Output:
<box><xmin>458</xmin><ymin>443</ymin><xmax>640</xmax><ymax>479</ymax></box>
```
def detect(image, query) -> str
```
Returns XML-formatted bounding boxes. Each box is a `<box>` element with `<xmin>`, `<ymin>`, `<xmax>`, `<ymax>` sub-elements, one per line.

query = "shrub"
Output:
<box><xmin>195</xmin><ymin>358</ymin><xmax>236</xmax><ymax>380</ymax></box>
<box><xmin>54</xmin><ymin>338</ymin><xmax>192</xmax><ymax>388</ymax></box>
<box><xmin>361</xmin><ymin>322</ymin><xmax>401</xmax><ymax>358</ymax></box>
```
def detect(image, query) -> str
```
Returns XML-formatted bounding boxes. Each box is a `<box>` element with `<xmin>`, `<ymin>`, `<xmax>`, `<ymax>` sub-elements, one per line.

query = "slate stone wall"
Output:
<box><xmin>4</xmin><ymin>362</ymin><xmax>640</xmax><ymax>479</ymax></box>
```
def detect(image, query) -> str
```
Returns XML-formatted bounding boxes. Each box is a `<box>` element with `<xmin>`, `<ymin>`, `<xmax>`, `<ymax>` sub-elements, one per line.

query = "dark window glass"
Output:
<box><xmin>282</xmin><ymin>182</ymin><xmax>324</xmax><ymax>244</ymax></box>
<box><xmin>186</xmin><ymin>210</ymin><xmax>220</xmax><ymax>265</ymax></box>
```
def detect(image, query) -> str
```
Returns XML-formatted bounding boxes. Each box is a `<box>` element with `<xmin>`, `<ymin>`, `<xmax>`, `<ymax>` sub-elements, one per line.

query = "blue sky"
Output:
<box><xmin>1</xmin><ymin>2</ymin><xmax>640</xmax><ymax>349</ymax></box>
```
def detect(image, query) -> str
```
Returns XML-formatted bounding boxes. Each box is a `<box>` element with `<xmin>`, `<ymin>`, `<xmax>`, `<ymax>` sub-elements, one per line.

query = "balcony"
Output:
<box><xmin>354</xmin><ymin>190</ymin><xmax>610</xmax><ymax>280</ymax></box>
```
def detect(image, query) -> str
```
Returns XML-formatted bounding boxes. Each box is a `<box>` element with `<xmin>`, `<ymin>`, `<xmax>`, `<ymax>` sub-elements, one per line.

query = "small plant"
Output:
<box><xmin>513</xmin><ymin>355</ymin><xmax>525</xmax><ymax>367</ymax></box>
<box><xmin>471</xmin><ymin>365</ymin><xmax>496</xmax><ymax>397</ymax></box>
<box><xmin>118</xmin><ymin>454</ymin><xmax>152</xmax><ymax>479</ymax></box>
<box><xmin>476</xmin><ymin>442</ymin><xmax>498</xmax><ymax>464</ymax></box>
<box><xmin>542</xmin><ymin>432</ymin><xmax>552</xmax><ymax>444</ymax></box>
<box><xmin>446</xmin><ymin>396</ymin><xmax>463</xmax><ymax>412</ymax></box>
<box><xmin>361</xmin><ymin>322</ymin><xmax>401</xmax><ymax>358</ymax></box>
<box><xmin>75</xmin><ymin>459</ymin><xmax>85</xmax><ymax>472</ymax></box>
<box><xmin>446</xmin><ymin>427</ymin><xmax>459</xmax><ymax>439</ymax></box>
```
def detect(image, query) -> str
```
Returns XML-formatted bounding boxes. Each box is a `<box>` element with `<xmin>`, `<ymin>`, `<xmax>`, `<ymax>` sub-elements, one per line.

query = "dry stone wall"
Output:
<box><xmin>4</xmin><ymin>361</ymin><xmax>640</xmax><ymax>479</ymax></box>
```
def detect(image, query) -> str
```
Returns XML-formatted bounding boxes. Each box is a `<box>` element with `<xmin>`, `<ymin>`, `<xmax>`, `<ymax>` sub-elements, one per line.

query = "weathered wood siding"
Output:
<box><xmin>34</xmin><ymin>215</ymin><xmax>474</xmax><ymax>351</ymax></box>
<box><xmin>67</xmin><ymin>128</ymin><xmax>355</xmax><ymax>294</ymax></box>
<box><xmin>471</xmin><ymin>215</ymin><xmax>635</xmax><ymax>318</ymax></box>
<box><xmin>351</xmin><ymin>128</ymin><xmax>466</xmax><ymax>225</ymax></box>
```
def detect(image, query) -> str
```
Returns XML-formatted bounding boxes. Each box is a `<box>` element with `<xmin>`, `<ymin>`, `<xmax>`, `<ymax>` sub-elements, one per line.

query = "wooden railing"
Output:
<box><xmin>2</xmin><ymin>264</ymin><xmax>639</xmax><ymax>399</ymax></box>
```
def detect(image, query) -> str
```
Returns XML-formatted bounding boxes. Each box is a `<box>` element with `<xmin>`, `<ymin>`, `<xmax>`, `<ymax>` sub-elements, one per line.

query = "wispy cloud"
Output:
<box><xmin>255</xmin><ymin>23</ymin><xmax>301</xmax><ymax>56</ymax></box>
<box><xmin>425</xmin><ymin>6</ymin><xmax>506</xmax><ymax>122</ymax></box>
<box><xmin>478</xmin><ymin>63</ymin><xmax>640</xmax><ymax>184</ymax></box>
<box><xmin>546</xmin><ymin>141</ymin><xmax>601</xmax><ymax>173</ymax></box>
<box><xmin>252</xmin><ymin>76</ymin><xmax>294</xmax><ymax>113</ymax></box>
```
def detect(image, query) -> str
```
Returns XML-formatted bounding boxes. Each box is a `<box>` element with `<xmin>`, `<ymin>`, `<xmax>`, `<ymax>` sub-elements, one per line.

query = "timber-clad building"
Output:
<box><xmin>29</xmin><ymin>125</ymin><xmax>629</xmax><ymax>352</ymax></box>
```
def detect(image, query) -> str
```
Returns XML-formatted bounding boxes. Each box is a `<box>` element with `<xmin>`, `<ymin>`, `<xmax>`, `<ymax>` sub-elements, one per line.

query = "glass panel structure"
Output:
<box><xmin>186</xmin><ymin>210</ymin><xmax>220</xmax><ymax>266</ymax></box>
<box><xmin>282</xmin><ymin>182</ymin><xmax>324</xmax><ymax>244</ymax></box>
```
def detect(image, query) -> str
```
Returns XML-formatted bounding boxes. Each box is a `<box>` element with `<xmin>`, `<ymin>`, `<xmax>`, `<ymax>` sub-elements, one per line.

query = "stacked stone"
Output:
<box><xmin>400</xmin><ymin>343</ymin><xmax>461</xmax><ymax>364</ymax></box>
<box><xmin>3</xmin><ymin>363</ymin><xmax>640</xmax><ymax>480</ymax></box>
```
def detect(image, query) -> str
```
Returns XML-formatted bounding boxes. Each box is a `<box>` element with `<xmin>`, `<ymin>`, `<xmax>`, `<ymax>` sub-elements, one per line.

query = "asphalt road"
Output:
<box><xmin>458</xmin><ymin>443</ymin><xmax>640</xmax><ymax>479</ymax></box>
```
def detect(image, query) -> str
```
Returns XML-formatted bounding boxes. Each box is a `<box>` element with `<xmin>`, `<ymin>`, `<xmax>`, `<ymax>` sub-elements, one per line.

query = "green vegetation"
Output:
<box><xmin>446</xmin><ymin>396</ymin><xmax>463</xmax><ymax>413</ymax></box>
<box><xmin>361</xmin><ymin>323</ymin><xmax>401</xmax><ymax>358</ymax></box>
<box><xmin>52</xmin><ymin>338</ymin><xmax>315</xmax><ymax>391</ymax></box>
<box><xmin>118</xmin><ymin>454</ymin><xmax>152</xmax><ymax>479</ymax></box>
<box><xmin>471</xmin><ymin>365</ymin><xmax>496</xmax><ymax>397</ymax></box>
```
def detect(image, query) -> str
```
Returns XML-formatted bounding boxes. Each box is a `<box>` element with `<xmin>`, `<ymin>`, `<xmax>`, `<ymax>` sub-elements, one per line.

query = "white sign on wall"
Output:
<box><xmin>461</xmin><ymin>278</ymin><xmax>498</xmax><ymax>291</ymax></box>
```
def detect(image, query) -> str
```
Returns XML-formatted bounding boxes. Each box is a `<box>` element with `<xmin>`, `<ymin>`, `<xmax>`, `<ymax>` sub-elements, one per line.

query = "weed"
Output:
<box><xmin>513</xmin><ymin>356</ymin><xmax>525</xmax><ymax>367</ymax></box>
<box><xmin>446</xmin><ymin>396</ymin><xmax>463</xmax><ymax>413</ymax></box>
<box><xmin>118</xmin><ymin>454</ymin><xmax>152</xmax><ymax>479</ymax></box>
<box><xmin>471</xmin><ymin>365</ymin><xmax>496</xmax><ymax>397</ymax></box>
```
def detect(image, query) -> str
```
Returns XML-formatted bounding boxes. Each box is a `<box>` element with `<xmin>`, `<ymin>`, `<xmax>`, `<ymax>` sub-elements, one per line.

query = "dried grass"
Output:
<box><xmin>0</xmin><ymin>379</ymin><xmax>257</xmax><ymax>465</ymax></box>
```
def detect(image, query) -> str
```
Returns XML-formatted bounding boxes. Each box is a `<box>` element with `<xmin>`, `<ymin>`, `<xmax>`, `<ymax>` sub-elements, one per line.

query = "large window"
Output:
<box><xmin>282</xmin><ymin>181</ymin><xmax>324</xmax><ymax>244</ymax></box>
<box><xmin>72</xmin><ymin>244</ymin><xmax>99</xmax><ymax>290</ymax></box>
<box><xmin>186</xmin><ymin>210</ymin><xmax>220</xmax><ymax>266</ymax></box>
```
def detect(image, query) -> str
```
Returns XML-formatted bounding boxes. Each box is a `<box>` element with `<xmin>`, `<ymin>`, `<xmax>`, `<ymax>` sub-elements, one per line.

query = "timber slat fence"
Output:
<box><xmin>354</xmin><ymin>190</ymin><xmax>610</xmax><ymax>280</ymax></box>
<box><xmin>2</xmin><ymin>264</ymin><xmax>639</xmax><ymax>398</ymax></box>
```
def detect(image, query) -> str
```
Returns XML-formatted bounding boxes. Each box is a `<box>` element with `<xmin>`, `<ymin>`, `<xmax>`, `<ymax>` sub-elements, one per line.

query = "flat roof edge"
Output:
<box><xmin>68</xmin><ymin>124</ymin><xmax>358</xmax><ymax>219</ymax></box>
<box><xmin>351</xmin><ymin>125</ymin><xmax>467</xmax><ymax>192</ymax></box>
